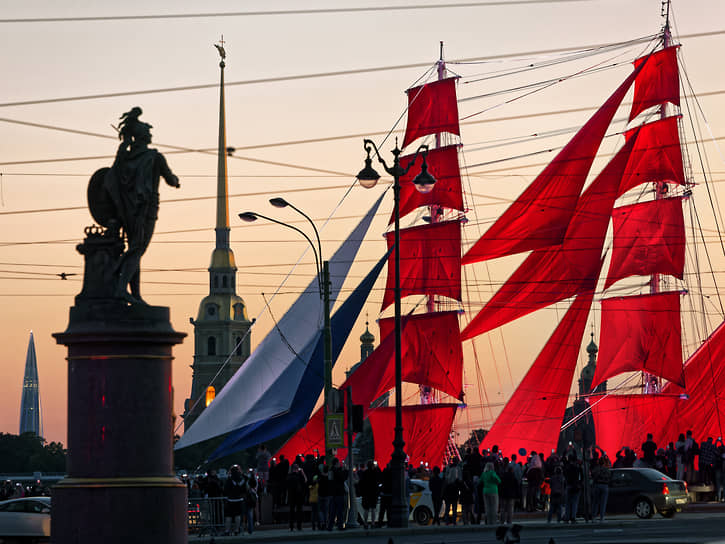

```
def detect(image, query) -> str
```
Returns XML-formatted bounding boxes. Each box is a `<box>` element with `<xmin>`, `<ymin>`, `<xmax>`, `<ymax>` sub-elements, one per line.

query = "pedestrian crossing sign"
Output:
<box><xmin>326</xmin><ymin>414</ymin><xmax>344</xmax><ymax>448</ymax></box>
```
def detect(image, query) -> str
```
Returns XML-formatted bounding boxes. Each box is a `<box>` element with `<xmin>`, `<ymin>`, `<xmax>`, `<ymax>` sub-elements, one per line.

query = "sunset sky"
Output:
<box><xmin>1</xmin><ymin>0</ymin><xmax>724</xmax><ymax>447</ymax></box>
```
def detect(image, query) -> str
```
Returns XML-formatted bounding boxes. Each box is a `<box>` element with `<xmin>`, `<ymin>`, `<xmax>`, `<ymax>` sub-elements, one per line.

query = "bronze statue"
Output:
<box><xmin>88</xmin><ymin>107</ymin><xmax>180</xmax><ymax>304</ymax></box>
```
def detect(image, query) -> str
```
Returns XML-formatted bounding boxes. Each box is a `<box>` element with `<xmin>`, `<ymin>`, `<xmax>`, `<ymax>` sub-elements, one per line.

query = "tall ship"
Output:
<box><xmin>178</xmin><ymin>5</ymin><xmax>724</xmax><ymax>467</ymax></box>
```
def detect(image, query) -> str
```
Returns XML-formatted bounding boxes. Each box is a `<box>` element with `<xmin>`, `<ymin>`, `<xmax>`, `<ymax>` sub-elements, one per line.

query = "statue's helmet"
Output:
<box><xmin>129</xmin><ymin>121</ymin><xmax>153</xmax><ymax>144</ymax></box>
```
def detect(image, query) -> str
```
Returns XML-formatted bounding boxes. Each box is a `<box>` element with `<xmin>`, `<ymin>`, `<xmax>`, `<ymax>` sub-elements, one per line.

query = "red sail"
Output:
<box><xmin>275</xmin><ymin>407</ymin><xmax>348</xmax><ymax>461</ymax></box>
<box><xmin>480</xmin><ymin>289</ymin><xmax>596</xmax><ymax>456</ymax></box>
<box><xmin>591</xmin><ymin>292</ymin><xmax>684</xmax><ymax>388</ymax></box>
<box><xmin>390</xmin><ymin>145</ymin><xmax>464</xmax><ymax>224</ymax></box>
<box><xmin>368</xmin><ymin>404</ymin><xmax>458</xmax><ymax>467</ymax></box>
<box><xmin>605</xmin><ymin>198</ymin><xmax>685</xmax><ymax>289</ymax></box>
<box><xmin>463</xmin><ymin>68</ymin><xmax>638</xmax><ymax>265</ymax></box>
<box><xmin>593</xmin><ymin>322</ymin><xmax>725</xmax><ymax>456</ymax></box>
<box><xmin>663</xmin><ymin>321</ymin><xmax>725</xmax><ymax>440</ymax></box>
<box><xmin>342</xmin><ymin>333</ymin><xmax>394</xmax><ymax>408</ymax></box>
<box><xmin>461</xmin><ymin>131</ymin><xmax>637</xmax><ymax>340</ymax></box>
<box><xmin>378</xmin><ymin>312</ymin><xmax>464</xmax><ymax>400</ymax></box>
<box><xmin>402</xmin><ymin>78</ymin><xmax>460</xmax><ymax>149</ymax></box>
<box><xmin>381</xmin><ymin>221</ymin><xmax>461</xmax><ymax>312</ymax></box>
<box><xmin>590</xmin><ymin>395</ymin><xmax>680</xmax><ymax>460</ymax></box>
<box><xmin>630</xmin><ymin>46</ymin><xmax>680</xmax><ymax>121</ymax></box>
<box><xmin>342</xmin><ymin>311</ymin><xmax>464</xmax><ymax>406</ymax></box>
<box><xmin>619</xmin><ymin>116</ymin><xmax>685</xmax><ymax>195</ymax></box>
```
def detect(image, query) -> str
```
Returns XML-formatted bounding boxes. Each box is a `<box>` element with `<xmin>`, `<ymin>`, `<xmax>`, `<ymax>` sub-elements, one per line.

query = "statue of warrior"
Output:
<box><xmin>88</xmin><ymin>107</ymin><xmax>180</xmax><ymax>304</ymax></box>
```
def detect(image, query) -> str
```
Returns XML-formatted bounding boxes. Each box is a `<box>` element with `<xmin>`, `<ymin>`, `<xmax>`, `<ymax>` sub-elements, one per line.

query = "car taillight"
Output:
<box><xmin>663</xmin><ymin>483</ymin><xmax>670</xmax><ymax>495</ymax></box>
<box><xmin>684</xmin><ymin>481</ymin><xmax>688</xmax><ymax>493</ymax></box>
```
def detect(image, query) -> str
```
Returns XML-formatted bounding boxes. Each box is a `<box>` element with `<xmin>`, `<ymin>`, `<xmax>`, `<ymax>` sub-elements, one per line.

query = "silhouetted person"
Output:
<box><xmin>359</xmin><ymin>461</ymin><xmax>380</xmax><ymax>529</ymax></box>
<box><xmin>642</xmin><ymin>433</ymin><xmax>657</xmax><ymax>467</ymax></box>
<box><xmin>429</xmin><ymin>466</ymin><xmax>444</xmax><ymax>525</ymax></box>
<box><xmin>286</xmin><ymin>464</ymin><xmax>307</xmax><ymax>531</ymax></box>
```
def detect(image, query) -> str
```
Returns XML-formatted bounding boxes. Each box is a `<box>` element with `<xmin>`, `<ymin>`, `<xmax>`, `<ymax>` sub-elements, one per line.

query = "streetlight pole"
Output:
<box><xmin>356</xmin><ymin>139</ymin><xmax>435</xmax><ymax>528</ymax></box>
<box><xmin>238</xmin><ymin>205</ymin><xmax>333</xmax><ymax>464</ymax></box>
<box><xmin>268</xmin><ymin>198</ymin><xmax>334</xmax><ymax>463</ymax></box>
<box><xmin>322</xmin><ymin>258</ymin><xmax>332</xmax><ymax>464</ymax></box>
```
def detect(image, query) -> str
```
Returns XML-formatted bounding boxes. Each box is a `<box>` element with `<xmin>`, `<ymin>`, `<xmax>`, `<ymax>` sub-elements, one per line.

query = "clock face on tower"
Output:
<box><xmin>207</xmin><ymin>304</ymin><xmax>216</xmax><ymax>317</ymax></box>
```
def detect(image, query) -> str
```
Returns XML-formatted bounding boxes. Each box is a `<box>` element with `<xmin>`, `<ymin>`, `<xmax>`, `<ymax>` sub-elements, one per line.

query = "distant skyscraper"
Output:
<box><xmin>19</xmin><ymin>331</ymin><xmax>42</xmax><ymax>437</ymax></box>
<box><xmin>182</xmin><ymin>48</ymin><xmax>252</xmax><ymax>431</ymax></box>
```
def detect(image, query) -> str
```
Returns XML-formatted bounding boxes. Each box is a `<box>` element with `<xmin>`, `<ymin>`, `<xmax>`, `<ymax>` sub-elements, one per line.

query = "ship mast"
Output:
<box><xmin>422</xmin><ymin>42</ymin><xmax>462</xmax><ymax>462</ymax></box>
<box><xmin>644</xmin><ymin>0</ymin><xmax>672</xmax><ymax>394</ymax></box>
<box><xmin>425</xmin><ymin>41</ymin><xmax>446</xmax><ymax>317</ymax></box>
<box><xmin>420</xmin><ymin>42</ymin><xmax>447</xmax><ymax>405</ymax></box>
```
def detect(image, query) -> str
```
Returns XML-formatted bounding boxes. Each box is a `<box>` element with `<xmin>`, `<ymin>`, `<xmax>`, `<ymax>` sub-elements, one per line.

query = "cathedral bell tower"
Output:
<box><xmin>579</xmin><ymin>332</ymin><xmax>606</xmax><ymax>395</ymax></box>
<box><xmin>183</xmin><ymin>43</ymin><xmax>252</xmax><ymax>431</ymax></box>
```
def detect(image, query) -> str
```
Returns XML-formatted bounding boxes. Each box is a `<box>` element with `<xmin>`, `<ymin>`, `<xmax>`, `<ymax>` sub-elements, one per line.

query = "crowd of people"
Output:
<box><xmin>182</xmin><ymin>432</ymin><xmax>725</xmax><ymax>534</ymax></box>
<box><xmin>0</xmin><ymin>479</ymin><xmax>51</xmax><ymax>500</ymax></box>
<box><xmin>619</xmin><ymin>431</ymin><xmax>725</xmax><ymax>490</ymax></box>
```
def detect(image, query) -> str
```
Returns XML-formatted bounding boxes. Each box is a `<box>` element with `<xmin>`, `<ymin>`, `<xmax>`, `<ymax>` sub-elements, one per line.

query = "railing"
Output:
<box><xmin>0</xmin><ymin>472</ymin><xmax>66</xmax><ymax>483</ymax></box>
<box><xmin>187</xmin><ymin>497</ymin><xmax>226</xmax><ymax>535</ymax></box>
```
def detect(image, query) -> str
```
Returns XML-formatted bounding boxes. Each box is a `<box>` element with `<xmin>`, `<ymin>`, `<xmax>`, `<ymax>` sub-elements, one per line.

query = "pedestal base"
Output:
<box><xmin>52</xmin><ymin>477</ymin><xmax>187</xmax><ymax>543</ymax></box>
<box><xmin>54</xmin><ymin>300</ymin><xmax>187</xmax><ymax>544</ymax></box>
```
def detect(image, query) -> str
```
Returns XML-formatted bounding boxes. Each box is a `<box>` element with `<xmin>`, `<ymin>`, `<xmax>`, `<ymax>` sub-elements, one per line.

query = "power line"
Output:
<box><xmin>0</xmin><ymin>173</ymin><xmax>347</xmax><ymax>178</ymax></box>
<box><xmin>2</xmin><ymin>129</ymin><xmax>724</xmax><ymax>217</ymax></box>
<box><xmin>2</xmin><ymin>89</ymin><xmax>723</xmax><ymax>167</ymax></box>
<box><xmin>0</xmin><ymin>1</ymin><xmax>593</xmax><ymax>24</ymax></box>
<box><xmin>468</xmin><ymin>134</ymin><xmax>725</xmax><ymax>174</ymax></box>
<box><xmin>0</xmin><ymin>146</ymin><xmax>352</xmax><ymax>176</ymax></box>
<box><xmin>4</xmin><ymin>31</ymin><xmax>723</xmax><ymax>109</ymax></box>
<box><xmin>0</xmin><ymin>187</ymin><xmax>360</xmax><ymax>217</ymax></box>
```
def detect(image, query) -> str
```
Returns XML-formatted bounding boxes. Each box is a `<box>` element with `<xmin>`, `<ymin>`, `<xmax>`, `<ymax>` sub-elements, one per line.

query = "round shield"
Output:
<box><xmin>87</xmin><ymin>167</ymin><xmax>117</xmax><ymax>227</ymax></box>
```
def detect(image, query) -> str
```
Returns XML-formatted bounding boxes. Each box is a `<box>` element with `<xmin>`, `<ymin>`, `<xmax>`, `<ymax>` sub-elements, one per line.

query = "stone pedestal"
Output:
<box><xmin>53</xmin><ymin>299</ymin><xmax>187</xmax><ymax>543</ymax></box>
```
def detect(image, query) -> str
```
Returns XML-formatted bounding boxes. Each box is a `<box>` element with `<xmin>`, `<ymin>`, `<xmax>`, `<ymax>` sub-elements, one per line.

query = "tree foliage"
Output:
<box><xmin>0</xmin><ymin>433</ymin><xmax>66</xmax><ymax>473</ymax></box>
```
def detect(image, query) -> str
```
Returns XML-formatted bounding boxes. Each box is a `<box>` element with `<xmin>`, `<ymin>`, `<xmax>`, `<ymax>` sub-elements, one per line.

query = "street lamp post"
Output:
<box><xmin>356</xmin><ymin>139</ymin><xmax>435</xmax><ymax>528</ymax></box>
<box><xmin>267</xmin><ymin>198</ymin><xmax>334</xmax><ymax>465</ymax></box>
<box><xmin>238</xmin><ymin>202</ymin><xmax>333</xmax><ymax>464</ymax></box>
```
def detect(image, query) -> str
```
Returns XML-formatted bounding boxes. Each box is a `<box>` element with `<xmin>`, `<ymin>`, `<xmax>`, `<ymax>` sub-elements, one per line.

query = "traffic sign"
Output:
<box><xmin>326</xmin><ymin>414</ymin><xmax>344</xmax><ymax>448</ymax></box>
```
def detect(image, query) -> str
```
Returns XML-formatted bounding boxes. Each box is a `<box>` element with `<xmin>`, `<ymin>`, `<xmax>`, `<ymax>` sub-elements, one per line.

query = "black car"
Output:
<box><xmin>607</xmin><ymin>468</ymin><xmax>688</xmax><ymax>518</ymax></box>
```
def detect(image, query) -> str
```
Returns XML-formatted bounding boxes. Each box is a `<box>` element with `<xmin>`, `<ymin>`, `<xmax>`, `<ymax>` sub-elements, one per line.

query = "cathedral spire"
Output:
<box><xmin>183</xmin><ymin>40</ymin><xmax>251</xmax><ymax>432</ymax></box>
<box><xmin>215</xmin><ymin>36</ymin><xmax>230</xmax><ymax>247</ymax></box>
<box><xmin>206</xmin><ymin>37</ymin><xmax>237</xmax><ymax>294</ymax></box>
<box><xmin>19</xmin><ymin>331</ymin><xmax>42</xmax><ymax>437</ymax></box>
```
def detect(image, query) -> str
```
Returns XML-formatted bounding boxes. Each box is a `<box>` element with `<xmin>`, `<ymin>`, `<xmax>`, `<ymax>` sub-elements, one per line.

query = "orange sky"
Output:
<box><xmin>1</xmin><ymin>0</ymin><xmax>724</xmax><ymax>447</ymax></box>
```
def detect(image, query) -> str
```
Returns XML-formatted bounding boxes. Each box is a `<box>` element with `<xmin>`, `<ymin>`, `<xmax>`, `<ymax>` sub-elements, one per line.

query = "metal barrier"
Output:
<box><xmin>187</xmin><ymin>497</ymin><xmax>226</xmax><ymax>535</ymax></box>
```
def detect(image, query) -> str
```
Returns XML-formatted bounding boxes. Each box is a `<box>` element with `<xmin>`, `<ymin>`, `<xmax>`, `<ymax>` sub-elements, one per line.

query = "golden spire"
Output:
<box><xmin>215</xmin><ymin>36</ymin><xmax>230</xmax><ymax>241</ymax></box>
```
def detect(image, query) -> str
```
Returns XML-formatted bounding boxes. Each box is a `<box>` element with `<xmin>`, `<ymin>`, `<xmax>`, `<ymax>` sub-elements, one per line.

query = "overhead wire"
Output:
<box><xmin>455</xmin><ymin>35</ymin><xmax>653</xmax><ymax>79</ymax></box>
<box><xmin>461</xmin><ymin>36</ymin><xmax>658</xmax><ymax>122</ymax></box>
<box><xmin>2</xmin><ymin>30</ymin><xmax>724</xmax><ymax>109</ymax></box>
<box><xmin>2</xmin><ymin>87</ymin><xmax>725</xmax><ymax>171</ymax></box>
<box><xmin>460</xmin><ymin>60</ymin><xmax>632</xmax><ymax>103</ymax></box>
<box><xmin>7</xmin><ymin>89</ymin><xmax>725</xmax><ymax>161</ymax></box>
<box><xmin>0</xmin><ymin>1</ymin><xmax>596</xmax><ymax>24</ymax></box>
